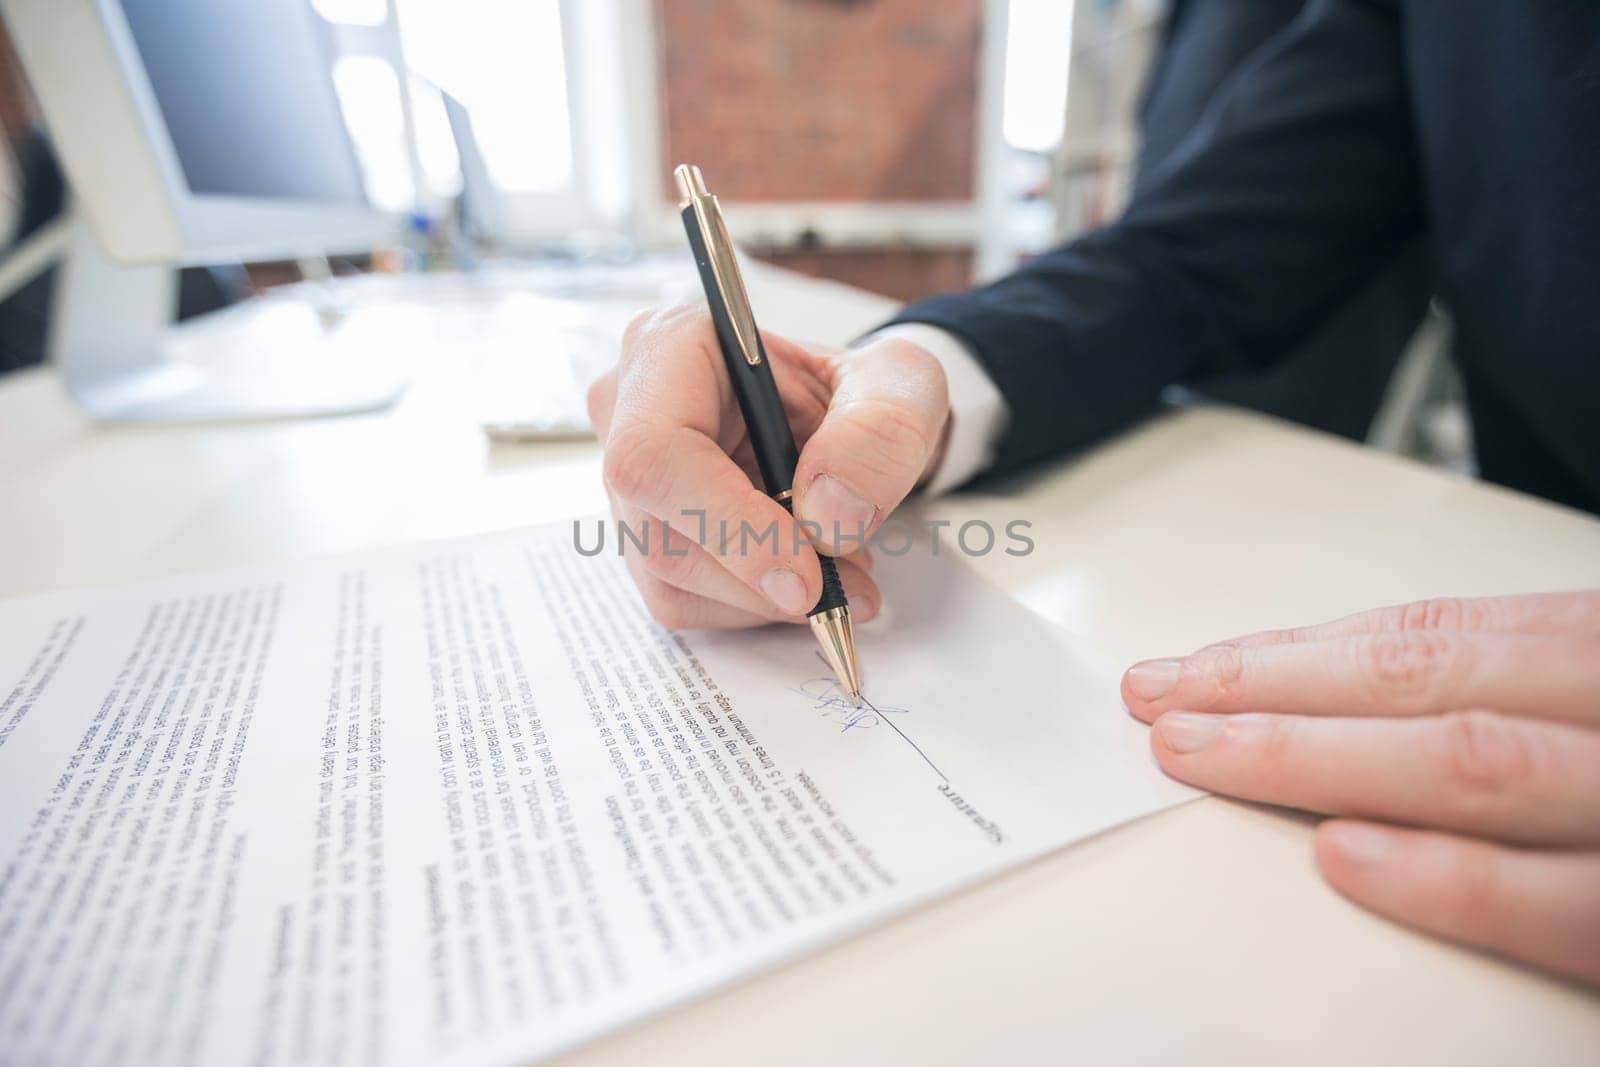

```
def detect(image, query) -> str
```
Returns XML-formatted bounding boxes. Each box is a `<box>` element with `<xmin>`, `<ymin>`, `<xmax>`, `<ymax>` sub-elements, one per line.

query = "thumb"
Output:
<box><xmin>793</xmin><ymin>336</ymin><xmax>950</xmax><ymax>555</ymax></box>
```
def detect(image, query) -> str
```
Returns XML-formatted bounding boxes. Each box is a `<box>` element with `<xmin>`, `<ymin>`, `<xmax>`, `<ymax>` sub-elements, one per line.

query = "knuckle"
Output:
<box><xmin>602</xmin><ymin>427</ymin><xmax>667</xmax><ymax>501</ymax></box>
<box><xmin>661</xmin><ymin>302</ymin><xmax>713</xmax><ymax>341</ymax></box>
<box><xmin>1187</xmin><ymin>643</ymin><xmax>1246</xmax><ymax>706</ymax></box>
<box><xmin>622</xmin><ymin>303</ymin><xmax>708</xmax><ymax>355</ymax></box>
<box><xmin>1360</xmin><ymin>631</ymin><xmax>1454</xmax><ymax>700</ymax></box>
<box><xmin>880</xmin><ymin>339</ymin><xmax>950</xmax><ymax>398</ymax></box>
<box><xmin>839</xmin><ymin>400</ymin><xmax>937</xmax><ymax>480</ymax></box>
<box><xmin>621</xmin><ymin>305</ymin><xmax>669</xmax><ymax>350</ymax></box>
<box><xmin>639</xmin><ymin>532</ymin><xmax>695</xmax><ymax>584</ymax></box>
<box><xmin>1429</xmin><ymin>711</ymin><xmax>1534</xmax><ymax>823</ymax></box>
<box><xmin>1396</xmin><ymin>596</ymin><xmax>1490</xmax><ymax>633</ymax></box>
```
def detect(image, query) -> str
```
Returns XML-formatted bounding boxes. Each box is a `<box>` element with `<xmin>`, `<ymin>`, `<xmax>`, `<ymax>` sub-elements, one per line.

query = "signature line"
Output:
<box><xmin>861</xmin><ymin>692</ymin><xmax>947</xmax><ymax>782</ymax></box>
<box><xmin>815</xmin><ymin>651</ymin><xmax>947</xmax><ymax>781</ymax></box>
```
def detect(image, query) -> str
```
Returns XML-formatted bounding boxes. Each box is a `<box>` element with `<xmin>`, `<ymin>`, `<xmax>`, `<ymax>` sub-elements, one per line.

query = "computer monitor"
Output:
<box><xmin>1</xmin><ymin>0</ymin><xmax>407</xmax><ymax>419</ymax></box>
<box><xmin>441</xmin><ymin>89</ymin><xmax>614</xmax><ymax>257</ymax></box>
<box><xmin>442</xmin><ymin>91</ymin><xmax>505</xmax><ymax>251</ymax></box>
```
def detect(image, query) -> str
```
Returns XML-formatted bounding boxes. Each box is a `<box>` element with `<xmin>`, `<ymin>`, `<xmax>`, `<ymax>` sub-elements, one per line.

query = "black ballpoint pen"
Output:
<box><xmin>673</xmin><ymin>163</ymin><xmax>862</xmax><ymax>701</ymax></box>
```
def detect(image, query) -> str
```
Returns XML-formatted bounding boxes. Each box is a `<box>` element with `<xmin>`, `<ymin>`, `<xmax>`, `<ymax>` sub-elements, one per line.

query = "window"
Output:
<box><xmin>330</xmin><ymin>54</ymin><xmax>414</xmax><ymax>211</ymax></box>
<box><xmin>1002</xmin><ymin>0</ymin><xmax>1074</xmax><ymax>153</ymax></box>
<box><xmin>394</xmin><ymin>0</ymin><xmax>574</xmax><ymax>196</ymax></box>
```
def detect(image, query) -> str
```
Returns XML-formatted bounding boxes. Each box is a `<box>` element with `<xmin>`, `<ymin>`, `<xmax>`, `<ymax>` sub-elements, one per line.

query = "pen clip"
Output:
<box><xmin>675</xmin><ymin>164</ymin><xmax>762</xmax><ymax>366</ymax></box>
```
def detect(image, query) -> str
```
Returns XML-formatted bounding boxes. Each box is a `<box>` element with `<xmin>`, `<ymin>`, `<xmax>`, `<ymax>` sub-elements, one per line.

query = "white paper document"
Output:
<box><xmin>0</xmin><ymin>522</ymin><xmax>1193</xmax><ymax>1066</ymax></box>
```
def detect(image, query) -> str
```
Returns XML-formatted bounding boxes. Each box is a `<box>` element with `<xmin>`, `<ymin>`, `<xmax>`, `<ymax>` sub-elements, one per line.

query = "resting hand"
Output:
<box><xmin>1122</xmin><ymin>590</ymin><xmax>1600</xmax><ymax>985</ymax></box>
<box><xmin>587</xmin><ymin>305</ymin><xmax>949</xmax><ymax>629</ymax></box>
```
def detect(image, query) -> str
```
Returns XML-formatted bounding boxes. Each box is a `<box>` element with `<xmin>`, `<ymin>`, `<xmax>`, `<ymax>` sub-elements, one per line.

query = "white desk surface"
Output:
<box><xmin>2</xmin><ymin>268</ymin><xmax>1597</xmax><ymax>1065</ymax></box>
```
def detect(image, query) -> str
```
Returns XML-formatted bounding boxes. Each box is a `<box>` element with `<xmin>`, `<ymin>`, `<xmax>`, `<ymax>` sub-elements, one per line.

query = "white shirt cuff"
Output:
<box><xmin>865</xmin><ymin>323</ymin><xmax>1010</xmax><ymax>495</ymax></box>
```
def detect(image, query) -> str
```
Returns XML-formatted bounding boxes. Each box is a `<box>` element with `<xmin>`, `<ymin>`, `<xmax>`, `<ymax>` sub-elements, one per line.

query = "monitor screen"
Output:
<box><xmin>117</xmin><ymin>0</ymin><xmax>367</xmax><ymax>206</ymax></box>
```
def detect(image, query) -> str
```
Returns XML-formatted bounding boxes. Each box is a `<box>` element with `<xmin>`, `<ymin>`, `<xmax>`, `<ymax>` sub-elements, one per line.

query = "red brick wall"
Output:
<box><xmin>761</xmin><ymin>246</ymin><xmax>971</xmax><ymax>302</ymax></box>
<box><xmin>656</xmin><ymin>0</ymin><xmax>982</xmax><ymax>202</ymax></box>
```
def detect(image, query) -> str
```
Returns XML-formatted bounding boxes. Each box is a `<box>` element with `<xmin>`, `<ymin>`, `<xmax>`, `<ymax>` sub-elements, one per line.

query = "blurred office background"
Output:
<box><xmin>0</xmin><ymin>0</ymin><xmax>1468</xmax><ymax>468</ymax></box>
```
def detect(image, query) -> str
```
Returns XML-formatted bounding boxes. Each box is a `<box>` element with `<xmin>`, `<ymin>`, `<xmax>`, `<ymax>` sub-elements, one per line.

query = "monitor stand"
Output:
<box><xmin>50</xmin><ymin>224</ymin><xmax>408</xmax><ymax>421</ymax></box>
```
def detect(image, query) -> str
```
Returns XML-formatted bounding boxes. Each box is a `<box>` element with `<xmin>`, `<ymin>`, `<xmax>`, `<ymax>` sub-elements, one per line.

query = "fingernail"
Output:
<box><xmin>1125</xmin><ymin>658</ymin><xmax>1182</xmax><ymax>701</ymax></box>
<box><xmin>1156</xmin><ymin>712</ymin><xmax>1223</xmax><ymax>754</ymax></box>
<box><xmin>804</xmin><ymin>474</ymin><xmax>877</xmax><ymax>537</ymax></box>
<box><xmin>760</xmin><ymin>568</ymin><xmax>810</xmax><ymax>615</ymax></box>
<box><xmin>1326</xmin><ymin>823</ymin><xmax>1393</xmax><ymax>866</ymax></box>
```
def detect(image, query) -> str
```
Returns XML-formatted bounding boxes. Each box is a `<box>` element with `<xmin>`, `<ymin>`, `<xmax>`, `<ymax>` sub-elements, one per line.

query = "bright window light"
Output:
<box><xmin>1003</xmin><ymin>0</ymin><xmax>1075</xmax><ymax>153</ymax></box>
<box><xmin>394</xmin><ymin>0</ymin><xmax>572</xmax><ymax>195</ymax></box>
<box><xmin>311</xmin><ymin>0</ymin><xmax>389</xmax><ymax>28</ymax></box>
<box><xmin>332</xmin><ymin>55</ymin><xmax>416</xmax><ymax>211</ymax></box>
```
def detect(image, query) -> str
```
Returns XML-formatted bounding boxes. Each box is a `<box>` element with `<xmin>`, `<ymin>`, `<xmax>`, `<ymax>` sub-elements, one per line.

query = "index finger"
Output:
<box><xmin>607</xmin><ymin>303</ymin><xmax>733</xmax><ymax>443</ymax></box>
<box><xmin>602</xmin><ymin>310</ymin><xmax>825</xmax><ymax>616</ymax></box>
<box><xmin>1123</xmin><ymin>630</ymin><xmax>1600</xmax><ymax>726</ymax></box>
<box><xmin>1202</xmin><ymin>591</ymin><xmax>1600</xmax><ymax>651</ymax></box>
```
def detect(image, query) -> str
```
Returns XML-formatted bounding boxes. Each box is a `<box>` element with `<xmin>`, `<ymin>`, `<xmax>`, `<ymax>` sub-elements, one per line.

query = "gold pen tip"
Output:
<box><xmin>809</xmin><ymin>606</ymin><xmax>861</xmax><ymax>708</ymax></box>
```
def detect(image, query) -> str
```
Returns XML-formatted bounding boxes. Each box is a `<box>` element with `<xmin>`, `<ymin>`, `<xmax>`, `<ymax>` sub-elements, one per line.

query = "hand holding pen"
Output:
<box><xmin>585</xmin><ymin>168</ymin><xmax>952</xmax><ymax>673</ymax></box>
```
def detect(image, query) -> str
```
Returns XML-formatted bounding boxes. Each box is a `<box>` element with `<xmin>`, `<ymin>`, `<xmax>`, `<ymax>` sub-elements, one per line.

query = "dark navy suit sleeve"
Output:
<box><xmin>889</xmin><ymin>0</ymin><xmax>1424</xmax><ymax>481</ymax></box>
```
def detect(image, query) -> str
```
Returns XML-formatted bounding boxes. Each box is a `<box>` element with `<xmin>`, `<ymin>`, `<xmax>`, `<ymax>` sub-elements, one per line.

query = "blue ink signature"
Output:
<box><xmin>793</xmin><ymin>654</ymin><xmax>947</xmax><ymax>779</ymax></box>
<box><xmin>792</xmin><ymin>677</ymin><xmax>910</xmax><ymax>733</ymax></box>
<box><xmin>791</xmin><ymin>677</ymin><xmax>946</xmax><ymax>780</ymax></box>
<box><xmin>790</xmin><ymin>675</ymin><xmax>908</xmax><ymax>735</ymax></box>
